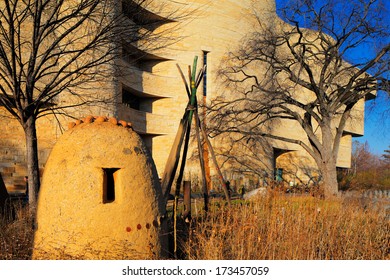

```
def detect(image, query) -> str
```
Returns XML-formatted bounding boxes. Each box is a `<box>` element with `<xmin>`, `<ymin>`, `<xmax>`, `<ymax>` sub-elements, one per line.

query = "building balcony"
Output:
<box><xmin>118</xmin><ymin>59</ymin><xmax>178</xmax><ymax>99</ymax></box>
<box><xmin>118</xmin><ymin>104</ymin><xmax>177</xmax><ymax>135</ymax></box>
<box><xmin>122</xmin><ymin>0</ymin><xmax>175</xmax><ymax>29</ymax></box>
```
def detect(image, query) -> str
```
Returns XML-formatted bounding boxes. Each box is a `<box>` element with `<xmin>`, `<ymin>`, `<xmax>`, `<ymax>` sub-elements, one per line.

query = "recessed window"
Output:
<box><xmin>103</xmin><ymin>168</ymin><xmax>120</xmax><ymax>203</ymax></box>
<box><xmin>202</xmin><ymin>51</ymin><xmax>209</xmax><ymax>97</ymax></box>
<box><xmin>122</xmin><ymin>88</ymin><xmax>141</xmax><ymax>110</ymax></box>
<box><xmin>122</xmin><ymin>87</ymin><xmax>155</xmax><ymax>113</ymax></box>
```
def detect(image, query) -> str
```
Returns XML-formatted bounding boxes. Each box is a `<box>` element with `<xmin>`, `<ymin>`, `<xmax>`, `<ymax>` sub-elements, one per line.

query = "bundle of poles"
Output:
<box><xmin>161</xmin><ymin>56</ymin><xmax>231</xmax><ymax>209</ymax></box>
<box><xmin>159</xmin><ymin>56</ymin><xmax>231</xmax><ymax>256</ymax></box>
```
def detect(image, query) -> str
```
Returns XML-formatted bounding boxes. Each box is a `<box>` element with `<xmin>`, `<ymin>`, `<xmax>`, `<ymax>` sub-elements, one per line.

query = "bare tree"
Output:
<box><xmin>208</xmin><ymin>0</ymin><xmax>390</xmax><ymax>197</ymax></box>
<box><xmin>213</xmin><ymin>134</ymin><xmax>274</xmax><ymax>179</ymax></box>
<box><xmin>0</xmin><ymin>0</ymin><xmax>180</xmax><ymax>205</ymax></box>
<box><xmin>339</xmin><ymin>140</ymin><xmax>389</xmax><ymax>190</ymax></box>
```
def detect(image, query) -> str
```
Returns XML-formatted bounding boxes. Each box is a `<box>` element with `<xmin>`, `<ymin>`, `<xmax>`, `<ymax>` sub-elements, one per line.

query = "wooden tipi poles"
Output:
<box><xmin>160</xmin><ymin>56</ymin><xmax>231</xmax><ymax>209</ymax></box>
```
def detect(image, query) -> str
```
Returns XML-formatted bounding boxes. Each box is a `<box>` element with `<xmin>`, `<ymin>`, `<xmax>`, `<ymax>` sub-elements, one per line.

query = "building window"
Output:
<box><xmin>122</xmin><ymin>87</ymin><xmax>155</xmax><ymax>113</ymax></box>
<box><xmin>122</xmin><ymin>88</ymin><xmax>141</xmax><ymax>110</ymax></box>
<box><xmin>103</xmin><ymin>168</ymin><xmax>120</xmax><ymax>203</ymax></box>
<box><xmin>202</xmin><ymin>51</ymin><xmax>208</xmax><ymax>97</ymax></box>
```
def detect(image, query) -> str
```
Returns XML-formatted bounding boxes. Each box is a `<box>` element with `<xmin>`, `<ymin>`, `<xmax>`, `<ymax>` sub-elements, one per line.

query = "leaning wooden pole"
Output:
<box><xmin>202</xmin><ymin>96</ymin><xmax>212</xmax><ymax>193</ymax></box>
<box><xmin>194</xmin><ymin>109</ymin><xmax>209</xmax><ymax>212</ymax></box>
<box><xmin>174</xmin><ymin>123</ymin><xmax>191</xmax><ymax>201</ymax></box>
<box><xmin>173</xmin><ymin>121</ymin><xmax>191</xmax><ymax>258</ymax></box>
<box><xmin>198</xmin><ymin>118</ymin><xmax>231</xmax><ymax>206</ymax></box>
<box><xmin>161</xmin><ymin>111</ymin><xmax>190</xmax><ymax>204</ymax></box>
<box><xmin>187</xmin><ymin>56</ymin><xmax>198</xmax><ymax>127</ymax></box>
<box><xmin>182</xmin><ymin>181</ymin><xmax>191</xmax><ymax>221</ymax></box>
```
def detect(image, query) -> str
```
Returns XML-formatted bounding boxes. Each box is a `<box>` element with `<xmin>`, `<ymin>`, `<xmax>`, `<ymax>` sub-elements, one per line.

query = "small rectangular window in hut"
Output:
<box><xmin>103</xmin><ymin>168</ymin><xmax>119</xmax><ymax>203</ymax></box>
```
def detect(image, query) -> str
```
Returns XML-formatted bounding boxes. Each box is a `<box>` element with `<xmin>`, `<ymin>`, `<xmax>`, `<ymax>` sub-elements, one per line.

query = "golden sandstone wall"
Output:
<box><xmin>117</xmin><ymin>0</ymin><xmax>272</xmax><ymax>176</ymax></box>
<box><xmin>0</xmin><ymin>108</ymin><xmax>58</xmax><ymax>192</ymax></box>
<box><xmin>121</xmin><ymin>0</ymin><xmax>365</xmax><ymax>185</ymax></box>
<box><xmin>0</xmin><ymin>0</ymin><xmax>368</xmax><ymax>191</ymax></box>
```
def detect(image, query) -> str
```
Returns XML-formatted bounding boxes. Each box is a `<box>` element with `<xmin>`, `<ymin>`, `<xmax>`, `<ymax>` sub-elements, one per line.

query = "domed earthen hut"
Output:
<box><xmin>32</xmin><ymin>117</ymin><xmax>167</xmax><ymax>259</ymax></box>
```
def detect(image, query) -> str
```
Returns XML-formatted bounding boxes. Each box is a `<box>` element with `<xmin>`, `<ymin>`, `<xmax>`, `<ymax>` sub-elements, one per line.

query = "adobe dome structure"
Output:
<box><xmin>32</xmin><ymin>116</ymin><xmax>167</xmax><ymax>259</ymax></box>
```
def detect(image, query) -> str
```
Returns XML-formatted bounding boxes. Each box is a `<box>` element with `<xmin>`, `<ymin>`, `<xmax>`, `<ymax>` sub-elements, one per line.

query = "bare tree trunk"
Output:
<box><xmin>318</xmin><ymin>125</ymin><xmax>339</xmax><ymax>198</ymax></box>
<box><xmin>23</xmin><ymin>116</ymin><xmax>40</xmax><ymax>207</ymax></box>
<box><xmin>320</xmin><ymin>159</ymin><xmax>339</xmax><ymax>198</ymax></box>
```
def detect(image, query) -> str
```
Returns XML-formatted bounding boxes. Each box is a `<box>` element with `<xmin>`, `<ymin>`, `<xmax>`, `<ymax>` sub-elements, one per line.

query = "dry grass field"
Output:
<box><xmin>1</xmin><ymin>192</ymin><xmax>389</xmax><ymax>259</ymax></box>
<box><xmin>183</xmin><ymin>192</ymin><xmax>390</xmax><ymax>260</ymax></box>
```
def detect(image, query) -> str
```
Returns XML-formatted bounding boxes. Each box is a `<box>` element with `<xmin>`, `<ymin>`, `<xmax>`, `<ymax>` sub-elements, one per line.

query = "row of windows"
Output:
<box><xmin>122</xmin><ymin>51</ymin><xmax>209</xmax><ymax>112</ymax></box>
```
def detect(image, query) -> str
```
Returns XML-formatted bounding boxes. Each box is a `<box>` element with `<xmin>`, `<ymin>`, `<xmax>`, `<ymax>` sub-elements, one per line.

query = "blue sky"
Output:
<box><xmin>274</xmin><ymin>0</ymin><xmax>390</xmax><ymax>156</ymax></box>
<box><xmin>358</xmin><ymin>93</ymin><xmax>389</xmax><ymax>155</ymax></box>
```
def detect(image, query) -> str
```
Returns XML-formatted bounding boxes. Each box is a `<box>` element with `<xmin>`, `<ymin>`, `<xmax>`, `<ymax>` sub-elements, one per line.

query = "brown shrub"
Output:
<box><xmin>0</xmin><ymin>203</ymin><xmax>34</xmax><ymax>260</ymax></box>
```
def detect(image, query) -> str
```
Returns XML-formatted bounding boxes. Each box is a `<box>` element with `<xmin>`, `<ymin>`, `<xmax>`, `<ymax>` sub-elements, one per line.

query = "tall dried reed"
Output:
<box><xmin>184</xmin><ymin>192</ymin><xmax>389</xmax><ymax>260</ymax></box>
<box><xmin>0</xmin><ymin>202</ymin><xmax>34</xmax><ymax>260</ymax></box>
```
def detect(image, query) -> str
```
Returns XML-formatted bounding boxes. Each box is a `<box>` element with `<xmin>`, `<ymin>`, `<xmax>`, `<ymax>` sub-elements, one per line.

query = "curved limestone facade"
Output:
<box><xmin>0</xmin><ymin>0</ymin><xmax>369</xmax><ymax>192</ymax></box>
